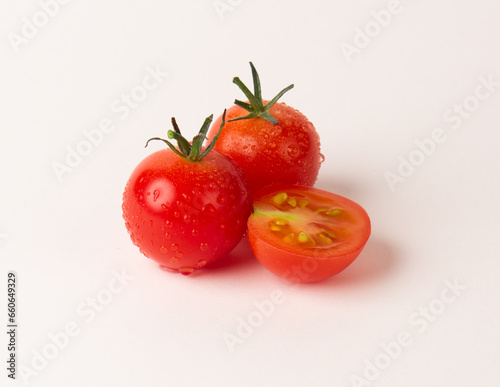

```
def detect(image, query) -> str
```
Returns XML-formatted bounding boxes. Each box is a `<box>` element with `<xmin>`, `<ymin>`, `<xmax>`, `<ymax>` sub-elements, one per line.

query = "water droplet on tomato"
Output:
<box><xmin>179</xmin><ymin>267</ymin><xmax>194</xmax><ymax>276</ymax></box>
<box><xmin>153</xmin><ymin>190</ymin><xmax>160</xmax><ymax>201</ymax></box>
<box><xmin>160</xmin><ymin>265</ymin><xmax>177</xmax><ymax>273</ymax></box>
<box><xmin>165</xmin><ymin>220</ymin><xmax>173</xmax><ymax>229</ymax></box>
<box><xmin>200</xmin><ymin>242</ymin><xmax>209</xmax><ymax>251</ymax></box>
<box><xmin>203</xmin><ymin>203</ymin><xmax>217</xmax><ymax>216</ymax></box>
<box><xmin>170</xmin><ymin>257</ymin><xmax>179</xmax><ymax>263</ymax></box>
<box><xmin>319</xmin><ymin>153</ymin><xmax>325</xmax><ymax>163</ymax></box>
<box><xmin>165</xmin><ymin>232</ymin><xmax>172</xmax><ymax>240</ymax></box>
<box><xmin>160</xmin><ymin>246</ymin><xmax>169</xmax><ymax>253</ymax></box>
<box><xmin>217</xmin><ymin>195</ymin><xmax>226</xmax><ymax>205</ymax></box>
<box><xmin>192</xmin><ymin>228</ymin><xmax>199</xmax><ymax>237</ymax></box>
<box><xmin>195</xmin><ymin>260</ymin><xmax>207</xmax><ymax>269</ymax></box>
<box><xmin>287</xmin><ymin>144</ymin><xmax>300</xmax><ymax>158</ymax></box>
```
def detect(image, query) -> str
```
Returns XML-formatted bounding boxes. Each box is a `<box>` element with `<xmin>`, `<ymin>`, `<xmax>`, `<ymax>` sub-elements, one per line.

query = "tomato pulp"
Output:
<box><xmin>247</xmin><ymin>185</ymin><xmax>371</xmax><ymax>282</ymax></box>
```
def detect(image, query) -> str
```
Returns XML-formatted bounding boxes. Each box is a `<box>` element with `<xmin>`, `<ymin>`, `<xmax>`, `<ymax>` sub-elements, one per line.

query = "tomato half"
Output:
<box><xmin>247</xmin><ymin>185</ymin><xmax>371</xmax><ymax>282</ymax></box>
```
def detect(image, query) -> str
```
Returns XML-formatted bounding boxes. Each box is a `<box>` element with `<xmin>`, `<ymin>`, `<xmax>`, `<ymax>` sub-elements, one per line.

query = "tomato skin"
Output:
<box><xmin>248</xmin><ymin>232</ymin><xmax>367</xmax><ymax>283</ymax></box>
<box><xmin>122</xmin><ymin>149</ymin><xmax>251</xmax><ymax>273</ymax></box>
<box><xmin>207</xmin><ymin>102</ymin><xmax>322</xmax><ymax>195</ymax></box>
<box><xmin>247</xmin><ymin>185</ymin><xmax>371</xmax><ymax>283</ymax></box>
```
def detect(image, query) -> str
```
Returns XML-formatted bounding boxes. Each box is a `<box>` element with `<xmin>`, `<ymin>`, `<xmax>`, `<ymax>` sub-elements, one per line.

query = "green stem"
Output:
<box><xmin>145</xmin><ymin>112</ymin><xmax>224</xmax><ymax>162</ymax></box>
<box><xmin>229</xmin><ymin>62</ymin><xmax>294</xmax><ymax>125</ymax></box>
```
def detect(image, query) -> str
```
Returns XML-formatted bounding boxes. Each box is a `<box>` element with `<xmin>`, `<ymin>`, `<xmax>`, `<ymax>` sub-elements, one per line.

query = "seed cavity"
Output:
<box><xmin>298</xmin><ymin>199</ymin><xmax>309</xmax><ymax>208</ymax></box>
<box><xmin>274</xmin><ymin>218</ymin><xmax>288</xmax><ymax>226</ymax></box>
<box><xmin>298</xmin><ymin>231</ymin><xmax>313</xmax><ymax>244</ymax></box>
<box><xmin>272</xmin><ymin>192</ymin><xmax>288</xmax><ymax>205</ymax></box>
<box><xmin>317</xmin><ymin>232</ymin><xmax>334</xmax><ymax>245</ymax></box>
<box><xmin>326</xmin><ymin>209</ymin><xmax>342</xmax><ymax>217</ymax></box>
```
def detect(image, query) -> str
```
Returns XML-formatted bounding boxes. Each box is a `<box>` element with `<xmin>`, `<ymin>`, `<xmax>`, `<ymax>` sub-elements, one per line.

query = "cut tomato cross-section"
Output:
<box><xmin>247</xmin><ymin>185</ymin><xmax>371</xmax><ymax>282</ymax></box>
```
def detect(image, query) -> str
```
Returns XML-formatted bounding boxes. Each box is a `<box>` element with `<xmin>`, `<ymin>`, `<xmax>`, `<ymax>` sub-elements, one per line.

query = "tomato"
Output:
<box><xmin>206</xmin><ymin>62</ymin><xmax>323</xmax><ymax>195</ymax></box>
<box><xmin>247</xmin><ymin>185</ymin><xmax>371</xmax><ymax>282</ymax></box>
<box><xmin>122</xmin><ymin>113</ymin><xmax>251</xmax><ymax>275</ymax></box>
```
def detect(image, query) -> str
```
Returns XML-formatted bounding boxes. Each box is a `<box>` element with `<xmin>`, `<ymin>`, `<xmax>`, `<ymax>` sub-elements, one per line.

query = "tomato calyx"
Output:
<box><xmin>145</xmin><ymin>110</ymin><xmax>227</xmax><ymax>162</ymax></box>
<box><xmin>230</xmin><ymin>62</ymin><xmax>294</xmax><ymax>125</ymax></box>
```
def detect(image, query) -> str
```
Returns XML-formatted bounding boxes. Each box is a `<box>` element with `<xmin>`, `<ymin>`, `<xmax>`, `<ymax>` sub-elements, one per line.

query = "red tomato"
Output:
<box><xmin>206</xmin><ymin>62</ymin><xmax>322</xmax><ymax>195</ymax></box>
<box><xmin>247</xmin><ymin>185</ymin><xmax>371</xmax><ymax>282</ymax></box>
<box><xmin>122</xmin><ymin>114</ymin><xmax>251</xmax><ymax>275</ymax></box>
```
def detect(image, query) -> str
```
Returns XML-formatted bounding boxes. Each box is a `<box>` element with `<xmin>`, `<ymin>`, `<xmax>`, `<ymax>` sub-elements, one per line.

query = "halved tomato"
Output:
<box><xmin>247</xmin><ymin>185</ymin><xmax>371</xmax><ymax>282</ymax></box>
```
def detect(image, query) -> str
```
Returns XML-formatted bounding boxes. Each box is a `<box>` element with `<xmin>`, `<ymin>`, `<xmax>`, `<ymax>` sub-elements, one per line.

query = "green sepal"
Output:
<box><xmin>145</xmin><ymin>112</ymin><xmax>225</xmax><ymax>162</ymax></box>
<box><xmin>229</xmin><ymin>62</ymin><xmax>294</xmax><ymax>125</ymax></box>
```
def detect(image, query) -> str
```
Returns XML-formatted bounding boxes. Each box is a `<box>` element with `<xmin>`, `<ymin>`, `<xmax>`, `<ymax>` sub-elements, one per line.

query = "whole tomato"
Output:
<box><xmin>207</xmin><ymin>62</ymin><xmax>323</xmax><ymax>195</ymax></box>
<box><xmin>122</xmin><ymin>112</ymin><xmax>251</xmax><ymax>275</ymax></box>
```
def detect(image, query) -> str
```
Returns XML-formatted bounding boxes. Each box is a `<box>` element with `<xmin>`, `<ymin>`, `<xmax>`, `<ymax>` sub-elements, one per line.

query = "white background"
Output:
<box><xmin>1</xmin><ymin>0</ymin><xmax>499</xmax><ymax>386</ymax></box>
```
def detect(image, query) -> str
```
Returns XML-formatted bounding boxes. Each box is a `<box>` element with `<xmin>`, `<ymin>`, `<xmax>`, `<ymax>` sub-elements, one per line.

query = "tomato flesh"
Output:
<box><xmin>247</xmin><ymin>185</ymin><xmax>371</xmax><ymax>282</ymax></box>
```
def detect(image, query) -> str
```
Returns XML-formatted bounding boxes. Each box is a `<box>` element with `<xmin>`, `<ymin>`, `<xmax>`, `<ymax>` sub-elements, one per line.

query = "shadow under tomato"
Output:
<box><xmin>321</xmin><ymin>237</ymin><xmax>398</xmax><ymax>287</ymax></box>
<box><xmin>191</xmin><ymin>237</ymin><xmax>260</xmax><ymax>277</ymax></box>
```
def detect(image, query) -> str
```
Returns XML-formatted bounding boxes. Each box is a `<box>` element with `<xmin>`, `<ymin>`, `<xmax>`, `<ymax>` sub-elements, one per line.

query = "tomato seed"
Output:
<box><xmin>298</xmin><ymin>232</ymin><xmax>311</xmax><ymax>244</ymax></box>
<box><xmin>298</xmin><ymin>199</ymin><xmax>309</xmax><ymax>208</ymax></box>
<box><xmin>273</xmin><ymin>218</ymin><xmax>288</xmax><ymax>226</ymax></box>
<box><xmin>272</xmin><ymin>192</ymin><xmax>288</xmax><ymax>205</ymax></box>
